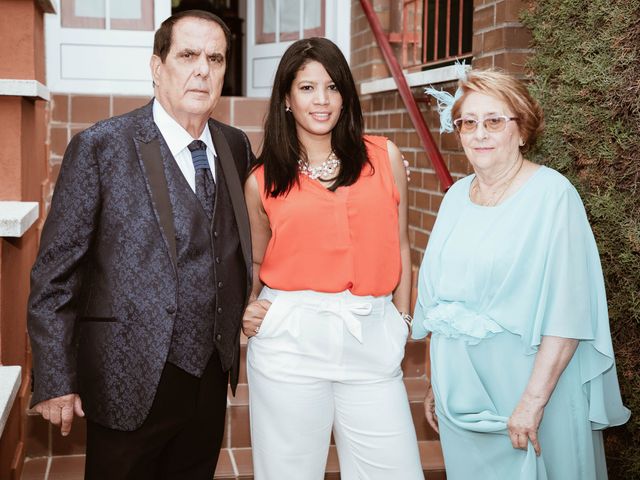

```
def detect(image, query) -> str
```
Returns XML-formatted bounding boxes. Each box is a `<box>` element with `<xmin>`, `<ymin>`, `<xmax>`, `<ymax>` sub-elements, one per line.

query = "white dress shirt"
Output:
<box><xmin>152</xmin><ymin>99</ymin><xmax>217</xmax><ymax>193</ymax></box>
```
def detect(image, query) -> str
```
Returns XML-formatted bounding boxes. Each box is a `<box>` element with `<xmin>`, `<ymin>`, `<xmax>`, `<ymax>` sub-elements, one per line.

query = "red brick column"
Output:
<box><xmin>0</xmin><ymin>2</ymin><xmax>53</xmax><ymax>479</ymax></box>
<box><xmin>472</xmin><ymin>0</ymin><xmax>533</xmax><ymax>73</ymax></box>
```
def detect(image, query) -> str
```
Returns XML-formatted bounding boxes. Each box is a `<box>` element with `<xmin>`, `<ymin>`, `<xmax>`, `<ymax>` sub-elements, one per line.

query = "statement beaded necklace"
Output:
<box><xmin>298</xmin><ymin>152</ymin><xmax>341</xmax><ymax>180</ymax></box>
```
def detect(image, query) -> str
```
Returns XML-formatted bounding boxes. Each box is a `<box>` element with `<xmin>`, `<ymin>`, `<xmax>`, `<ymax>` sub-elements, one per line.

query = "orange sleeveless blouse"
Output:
<box><xmin>254</xmin><ymin>135</ymin><xmax>401</xmax><ymax>296</ymax></box>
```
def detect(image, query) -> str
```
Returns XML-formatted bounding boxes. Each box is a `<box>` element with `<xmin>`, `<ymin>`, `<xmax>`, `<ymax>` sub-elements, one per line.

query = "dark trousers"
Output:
<box><xmin>85</xmin><ymin>352</ymin><xmax>228</xmax><ymax>480</ymax></box>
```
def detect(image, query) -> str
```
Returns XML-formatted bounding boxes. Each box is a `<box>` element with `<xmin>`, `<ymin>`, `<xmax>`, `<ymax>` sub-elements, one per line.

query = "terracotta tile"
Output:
<box><xmin>71</xmin><ymin>96</ymin><xmax>110</xmax><ymax>124</ymax></box>
<box><xmin>214</xmin><ymin>448</ymin><xmax>235</xmax><ymax>478</ymax></box>
<box><xmin>401</xmin><ymin>339</ymin><xmax>427</xmax><ymax>377</ymax></box>
<box><xmin>404</xmin><ymin>376</ymin><xmax>427</xmax><ymax>402</ymax></box>
<box><xmin>113</xmin><ymin>96</ymin><xmax>151</xmax><ymax>116</ymax></box>
<box><xmin>51</xmin><ymin>417</ymin><xmax>86</xmax><ymax>456</ymax></box>
<box><xmin>20</xmin><ymin>457</ymin><xmax>48</xmax><ymax>480</ymax></box>
<box><xmin>229</xmin><ymin>383</ymin><xmax>248</xmax><ymax>406</ymax></box>
<box><xmin>238</xmin><ymin>344</ymin><xmax>247</xmax><ymax>384</ymax></box>
<box><xmin>425</xmin><ymin>471</ymin><xmax>447</xmax><ymax>480</ymax></box>
<box><xmin>231</xmin><ymin>447</ymin><xmax>253</xmax><ymax>476</ymax></box>
<box><xmin>229</xmin><ymin>404</ymin><xmax>251</xmax><ymax>448</ymax></box>
<box><xmin>244</xmin><ymin>130</ymin><xmax>263</xmax><ymax>157</ymax></box>
<box><xmin>233</xmin><ymin>99</ymin><xmax>268</xmax><ymax>128</ymax></box>
<box><xmin>324</xmin><ymin>445</ymin><xmax>339</xmax><ymax>473</ymax></box>
<box><xmin>51</xmin><ymin>94</ymin><xmax>69</xmax><ymax>123</ymax></box>
<box><xmin>324</xmin><ymin>474</ymin><xmax>341</xmax><ymax>480</ymax></box>
<box><xmin>211</xmin><ymin>97</ymin><xmax>231</xmax><ymax>124</ymax></box>
<box><xmin>24</xmin><ymin>414</ymin><xmax>49</xmax><ymax>457</ymax></box>
<box><xmin>418</xmin><ymin>440</ymin><xmax>445</xmax><ymax>472</ymax></box>
<box><xmin>49</xmin><ymin>160</ymin><xmax>62</xmax><ymax>184</ymax></box>
<box><xmin>70</xmin><ymin>127</ymin><xmax>87</xmax><ymax>141</ymax></box>
<box><xmin>49</xmin><ymin>126</ymin><xmax>68</xmax><ymax>157</ymax></box>
<box><xmin>411</xmin><ymin>401</ymin><xmax>439</xmax><ymax>441</ymax></box>
<box><xmin>48</xmin><ymin>455</ymin><xmax>85</xmax><ymax>480</ymax></box>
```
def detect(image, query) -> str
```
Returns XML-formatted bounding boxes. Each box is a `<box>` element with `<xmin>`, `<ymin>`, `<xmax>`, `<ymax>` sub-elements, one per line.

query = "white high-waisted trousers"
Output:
<box><xmin>247</xmin><ymin>287</ymin><xmax>424</xmax><ymax>480</ymax></box>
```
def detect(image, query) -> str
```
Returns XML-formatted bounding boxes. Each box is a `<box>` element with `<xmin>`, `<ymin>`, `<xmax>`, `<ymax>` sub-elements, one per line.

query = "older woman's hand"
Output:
<box><xmin>242</xmin><ymin>299</ymin><xmax>272</xmax><ymax>338</ymax></box>
<box><xmin>507</xmin><ymin>396</ymin><xmax>544</xmax><ymax>456</ymax></box>
<box><xmin>424</xmin><ymin>382</ymin><xmax>439</xmax><ymax>433</ymax></box>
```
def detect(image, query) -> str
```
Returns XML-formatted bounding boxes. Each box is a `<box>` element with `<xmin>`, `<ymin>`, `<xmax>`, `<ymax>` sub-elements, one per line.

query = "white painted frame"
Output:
<box><xmin>45</xmin><ymin>0</ymin><xmax>171</xmax><ymax>95</ymax></box>
<box><xmin>245</xmin><ymin>0</ymin><xmax>351</xmax><ymax>98</ymax></box>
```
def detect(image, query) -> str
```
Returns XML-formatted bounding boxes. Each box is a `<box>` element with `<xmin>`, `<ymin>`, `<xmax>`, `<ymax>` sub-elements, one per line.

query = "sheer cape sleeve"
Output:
<box><xmin>413</xmin><ymin>171</ymin><xmax>630</xmax><ymax>429</ymax></box>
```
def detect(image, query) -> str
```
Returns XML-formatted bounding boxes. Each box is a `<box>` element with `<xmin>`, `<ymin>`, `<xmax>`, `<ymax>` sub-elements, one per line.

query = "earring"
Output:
<box><xmin>519</xmin><ymin>139</ymin><xmax>525</xmax><ymax>147</ymax></box>
<box><xmin>285</xmin><ymin>106</ymin><xmax>291</xmax><ymax>112</ymax></box>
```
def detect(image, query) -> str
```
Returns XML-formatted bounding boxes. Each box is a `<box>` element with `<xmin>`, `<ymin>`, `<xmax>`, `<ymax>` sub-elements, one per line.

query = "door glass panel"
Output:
<box><xmin>63</xmin><ymin>0</ymin><xmax>152</xmax><ymax>30</ymax></box>
<box><xmin>280</xmin><ymin>0</ymin><xmax>300</xmax><ymax>40</ymax></box>
<box><xmin>304</xmin><ymin>0</ymin><xmax>321</xmax><ymax>30</ymax></box>
<box><xmin>111</xmin><ymin>0</ymin><xmax>142</xmax><ymax>19</ymax></box>
<box><xmin>257</xmin><ymin>0</ymin><xmax>325</xmax><ymax>44</ymax></box>
<box><xmin>111</xmin><ymin>0</ymin><xmax>154</xmax><ymax>31</ymax></box>
<box><xmin>75</xmin><ymin>0</ymin><xmax>105</xmax><ymax>18</ymax></box>
<box><xmin>262</xmin><ymin>0</ymin><xmax>276</xmax><ymax>35</ymax></box>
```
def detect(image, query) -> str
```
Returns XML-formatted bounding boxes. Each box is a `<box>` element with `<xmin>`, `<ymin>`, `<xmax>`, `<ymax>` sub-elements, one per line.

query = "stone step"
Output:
<box><xmin>21</xmin><ymin>441</ymin><xmax>446</xmax><ymax>480</ymax></box>
<box><xmin>216</xmin><ymin>336</ymin><xmax>443</xmax><ymax>478</ymax></box>
<box><xmin>22</xmin><ymin>338</ymin><xmax>442</xmax><ymax>479</ymax></box>
<box><xmin>214</xmin><ymin>441</ymin><xmax>446</xmax><ymax>479</ymax></box>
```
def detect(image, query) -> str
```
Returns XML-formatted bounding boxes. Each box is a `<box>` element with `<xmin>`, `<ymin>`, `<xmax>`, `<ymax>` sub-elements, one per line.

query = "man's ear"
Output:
<box><xmin>150</xmin><ymin>55</ymin><xmax>162</xmax><ymax>86</ymax></box>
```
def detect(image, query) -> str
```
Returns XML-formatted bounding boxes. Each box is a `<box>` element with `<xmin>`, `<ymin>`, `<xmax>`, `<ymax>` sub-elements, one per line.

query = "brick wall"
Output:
<box><xmin>46</xmin><ymin>94</ymin><xmax>268</xmax><ymax>203</ymax></box>
<box><xmin>472</xmin><ymin>0</ymin><xmax>533</xmax><ymax>73</ymax></box>
<box><xmin>351</xmin><ymin>0</ymin><xmax>533</xmax><ymax>264</ymax></box>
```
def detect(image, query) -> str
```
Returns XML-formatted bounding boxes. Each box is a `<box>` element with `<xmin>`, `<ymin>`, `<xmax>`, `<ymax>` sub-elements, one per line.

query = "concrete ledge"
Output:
<box><xmin>0</xmin><ymin>201</ymin><xmax>39</xmax><ymax>237</ymax></box>
<box><xmin>0</xmin><ymin>366</ymin><xmax>22</xmax><ymax>437</ymax></box>
<box><xmin>360</xmin><ymin>63</ymin><xmax>471</xmax><ymax>95</ymax></box>
<box><xmin>0</xmin><ymin>79</ymin><xmax>50</xmax><ymax>101</ymax></box>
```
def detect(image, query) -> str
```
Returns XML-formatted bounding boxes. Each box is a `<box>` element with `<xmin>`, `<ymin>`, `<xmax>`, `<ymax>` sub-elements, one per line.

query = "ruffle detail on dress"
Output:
<box><xmin>421</xmin><ymin>302</ymin><xmax>504</xmax><ymax>345</ymax></box>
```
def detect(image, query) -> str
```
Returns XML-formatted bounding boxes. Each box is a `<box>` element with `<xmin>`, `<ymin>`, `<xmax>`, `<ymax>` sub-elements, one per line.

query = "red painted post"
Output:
<box><xmin>359</xmin><ymin>0</ymin><xmax>454</xmax><ymax>190</ymax></box>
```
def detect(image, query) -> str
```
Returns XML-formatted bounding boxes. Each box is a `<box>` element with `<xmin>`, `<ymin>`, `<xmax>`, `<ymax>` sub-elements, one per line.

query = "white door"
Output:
<box><xmin>46</xmin><ymin>0</ymin><xmax>171</xmax><ymax>95</ymax></box>
<box><xmin>246</xmin><ymin>0</ymin><xmax>351</xmax><ymax>98</ymax></box>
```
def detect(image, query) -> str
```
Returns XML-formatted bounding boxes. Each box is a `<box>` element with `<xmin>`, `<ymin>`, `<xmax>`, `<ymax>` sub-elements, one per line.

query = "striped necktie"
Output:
<box><xmin>187</xmin><ymin>140</ymin><xmax>215</xmax><ymax>220</ymax></box>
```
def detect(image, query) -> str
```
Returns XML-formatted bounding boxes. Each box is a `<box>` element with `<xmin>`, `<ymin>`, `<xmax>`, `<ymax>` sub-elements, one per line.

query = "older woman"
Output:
<box><xmin>415</xmin><ymin>69</ymin><xmax>630</xmax><ymax>479</ymax></box>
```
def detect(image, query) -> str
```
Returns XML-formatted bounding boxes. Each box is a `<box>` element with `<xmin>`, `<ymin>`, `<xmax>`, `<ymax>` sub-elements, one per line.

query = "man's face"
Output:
<box><xmin>151</xmin><ymin>17</ymin><xmax>227</xmax><ymax>127</ymax></box>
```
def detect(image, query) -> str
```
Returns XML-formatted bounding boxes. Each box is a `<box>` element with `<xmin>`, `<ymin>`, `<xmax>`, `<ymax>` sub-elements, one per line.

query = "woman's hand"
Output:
<box><xmin>424</xmin><ymin>382</ymin><xmax>439</xmax><ymax>433</ymax></box>
<box><xmin>242</xmin><ymin>299</ymin><xmax>272</xmax><ymax>337</ymax></box>
<box><xmin>507</xmin><ymin>396</ymin><xmax>544</xmax><ymax>456</ymax></box>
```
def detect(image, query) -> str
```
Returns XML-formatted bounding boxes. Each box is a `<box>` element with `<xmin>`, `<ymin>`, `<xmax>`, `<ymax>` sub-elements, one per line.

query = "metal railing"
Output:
<box><xmin>389</xmin><ymin>0</ymin><xmax>473</xmax><ymax>70</ymax></box>
<box><xmin>359</xmin><ymin>0</ymin><xmax>454</xmax><ymax>191</ymax></box>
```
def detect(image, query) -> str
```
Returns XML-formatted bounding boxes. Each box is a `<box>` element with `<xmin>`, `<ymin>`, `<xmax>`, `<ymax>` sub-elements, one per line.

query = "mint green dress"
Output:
<box><xmin>412</xmin><ymin>166</ymin><xmax>630</xmax><ymax>480</ymax></box>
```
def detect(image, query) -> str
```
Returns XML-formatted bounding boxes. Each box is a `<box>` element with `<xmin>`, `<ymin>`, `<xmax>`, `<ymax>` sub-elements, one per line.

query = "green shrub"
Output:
<box><xmin>521</xmin><ymin>0</ymin><xmax>640</xmax><ymax>477</ymax></box>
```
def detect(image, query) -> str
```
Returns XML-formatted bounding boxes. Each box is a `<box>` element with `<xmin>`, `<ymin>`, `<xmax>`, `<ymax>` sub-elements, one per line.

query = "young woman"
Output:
<box><xmin>242</xmin><ymin>38</ymin><xmax>423</xmax><ymax>479</ymax></box>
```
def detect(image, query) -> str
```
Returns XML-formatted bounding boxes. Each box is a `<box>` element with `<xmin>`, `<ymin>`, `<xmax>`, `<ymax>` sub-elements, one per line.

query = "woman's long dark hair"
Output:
<box><xmin>254</xmin><ymin>37</ymin><xmax>369</xmax><ymax>197</ymax></box>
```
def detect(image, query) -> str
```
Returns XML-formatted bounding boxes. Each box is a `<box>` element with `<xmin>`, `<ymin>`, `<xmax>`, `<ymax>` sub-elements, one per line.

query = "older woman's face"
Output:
<box><xmin>457</xmin><ymin>91</ymin><xmax>523</xmax><ymax>172</ymax></box>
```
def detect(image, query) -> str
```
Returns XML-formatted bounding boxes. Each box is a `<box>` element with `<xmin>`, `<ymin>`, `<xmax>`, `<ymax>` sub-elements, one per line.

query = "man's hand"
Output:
<box><xmin>34</xmin><ymin>393</ymin><xmax>84</xmax><ymax>436</ymax></box>
<box><xmin>242</xmin><ymin>299</ymin><xmax>272</xmax><ymax>338</ymax></box>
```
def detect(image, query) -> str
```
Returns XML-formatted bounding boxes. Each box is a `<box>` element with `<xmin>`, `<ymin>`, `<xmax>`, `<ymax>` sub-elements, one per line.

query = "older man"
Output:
<box><xmin>27</xmin><ymin>10</ymin><xmax>252</xmax><ymax>479</ymax></box>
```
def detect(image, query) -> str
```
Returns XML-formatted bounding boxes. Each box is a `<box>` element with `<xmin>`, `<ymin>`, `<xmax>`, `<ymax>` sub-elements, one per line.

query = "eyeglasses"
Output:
<box><xmin>453</xmin><ymin>115</ymin><xmax>518</xmax><ymax>134</ymax></box>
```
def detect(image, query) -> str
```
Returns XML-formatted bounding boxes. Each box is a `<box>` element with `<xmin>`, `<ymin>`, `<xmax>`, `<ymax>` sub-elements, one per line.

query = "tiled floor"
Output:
<box><xmin>21</xmin><ymin>442</ymin><xmax>445</xmax><ymax>480</ymax></box>
<box><xmin>21</xmin><ymin>337</ymin><xmax>445</xmax><ymax>479</ymax></box>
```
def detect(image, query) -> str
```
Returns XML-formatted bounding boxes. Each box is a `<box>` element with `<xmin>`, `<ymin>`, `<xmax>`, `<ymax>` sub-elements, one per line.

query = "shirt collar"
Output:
<box><xmin>152</xmin><ymin>99</ymin><xmax>216</xmax><ymax>157</ymax></box>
